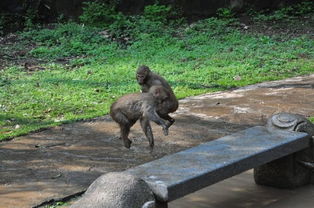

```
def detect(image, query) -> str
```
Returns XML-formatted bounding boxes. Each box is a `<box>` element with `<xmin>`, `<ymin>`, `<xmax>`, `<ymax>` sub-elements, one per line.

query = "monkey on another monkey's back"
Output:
<box><xmin>136</xmin><ymin>65</ymin><xmax>178</xmax><ymax>128</ymax></box>
<box><xmin>110</xmin><ymin>86</ymin><xmax>170</xmax><ymax>150</ymax></box>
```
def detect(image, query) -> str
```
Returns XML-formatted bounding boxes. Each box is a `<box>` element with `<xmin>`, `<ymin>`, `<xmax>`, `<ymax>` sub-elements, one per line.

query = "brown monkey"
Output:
<box><xmin>110</xmin><ymin>86</ymin><xmax>169</xmax><ymax>150</ymax></box>
<box><xmin>136</xmin><ymin>65</ymin><xmax>178</xmax><ymax>127</ymax></box>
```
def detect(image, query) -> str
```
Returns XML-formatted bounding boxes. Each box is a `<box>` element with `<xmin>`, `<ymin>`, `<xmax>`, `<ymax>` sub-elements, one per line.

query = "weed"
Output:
<box><xmin>21</xmin><ymin>22</ymin><xmax>109</xmax><ymax>59</ymax></box>
<box><xmin>143</xmin><ymin>3</ymin><xmax>172</xmax><ymax>23</ymax></box>
<box><xmin>79</xmin><ymin>1</ymin><xmax>123</xmax><ymax>28</ymax></box>
<box><xmin>253</xmin><ymin>1</ymin><xmax>314</xmax><ymax>22</ymax></box>
<box><xmin>24</xmin><ymin>9</ymin><xmax>38</xmax><ymax>30</ymax></box>
<box><xmin>294</xmin><ymin>1</ymin><xmax>314</xmax><ymax>16</ymax></box>
<box><xmin>217</xmin><ymin>8</ymin><xmax>234</xmax><ymax>19</ymax></box>
<box><xmin>40</xmin><ymin>201</ymin><xmax>69</xmax><ymax>208</ymax></box>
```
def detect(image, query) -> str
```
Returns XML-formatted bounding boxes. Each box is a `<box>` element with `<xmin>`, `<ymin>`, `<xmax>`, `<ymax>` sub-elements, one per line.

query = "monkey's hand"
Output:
<box><xmin>166</xmin><ymin>118</ymin><xmax>175</xmax><ymax>128</ymax></box>
<box><xmin>162</xmin><ymin>126</ymin><xmax>169</xmax><ymax>136</ymax></box>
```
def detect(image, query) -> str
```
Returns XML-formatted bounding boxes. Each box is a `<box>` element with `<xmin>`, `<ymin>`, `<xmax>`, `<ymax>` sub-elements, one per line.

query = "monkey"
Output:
<box><xmin>136</xmin><ymin>65</ymin><xmax>178</xmax><ymax>128</ymax></box>
<box><xmin>110</xmin><ymin>86</ymin><xmax>170</xmax><ymax>150</ymax></box>
<box><xmin>136</xmin><ymin>65</ymin><xmax>173</xmax><ymax>93</ymax></box>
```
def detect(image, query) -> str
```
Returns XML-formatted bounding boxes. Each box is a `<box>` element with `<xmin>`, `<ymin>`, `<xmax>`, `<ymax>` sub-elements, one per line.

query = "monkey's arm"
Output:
<box><xmin>143</xmin><ymin>106</ymin><xmax>168</xmax><ymax>136</ymax></box>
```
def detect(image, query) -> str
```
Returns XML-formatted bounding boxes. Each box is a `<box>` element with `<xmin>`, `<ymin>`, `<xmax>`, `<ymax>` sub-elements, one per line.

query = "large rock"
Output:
<box><xmin>70</xmin><ymin>172</ymin><xmax>155</xmax><ymax>208</ymax></box>
<box><xmin>254</xmin><ymin>113</ymin><xmax>314</xmax><ymax>188</ymax></box>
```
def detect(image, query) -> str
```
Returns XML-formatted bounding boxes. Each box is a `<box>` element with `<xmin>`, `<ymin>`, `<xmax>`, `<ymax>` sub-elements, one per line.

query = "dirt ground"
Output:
<box><xmin>0</xmin><ymin>74</ymin><xmax>314</xmax><ymax>208</ymax></box>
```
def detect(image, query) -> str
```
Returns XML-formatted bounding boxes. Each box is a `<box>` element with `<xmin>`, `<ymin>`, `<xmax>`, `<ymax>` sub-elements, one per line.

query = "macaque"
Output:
<box><xmin>136</xmin><ymin>65</ymin><xmax>178</xmax><ymax>127</ymax></box>
<box><xmin>110</xmin><ymin>86</ymin><xmax>170</xmax><ymax>150</ymax></box>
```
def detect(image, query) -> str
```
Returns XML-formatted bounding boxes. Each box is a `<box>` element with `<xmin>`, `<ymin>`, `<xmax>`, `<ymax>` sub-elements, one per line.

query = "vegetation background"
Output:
<box><xmin>0</xmin><ymin>1</ymin><xmax>313</xmax><ymax>141</ymax></box>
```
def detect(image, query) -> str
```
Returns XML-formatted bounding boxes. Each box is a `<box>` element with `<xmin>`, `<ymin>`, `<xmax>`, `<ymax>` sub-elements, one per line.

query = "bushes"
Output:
<box><xmin>143</xmin><ymin>4</ymin><xmax>172</xmax><ymax>23</ymax></box>
<box><xmin>79</xmin><ymin>2</ymin><xmax>183</xmax><ymax>43</ymax></box>
<box><xmin>79</xmin><ymin>1</ymin><xmax>124</xmax><ymax>28</ymax></box>
<box><xmin>253</xmin><ymin>1</ymin><xmax>314</xmax><ymax>21</ymax></box>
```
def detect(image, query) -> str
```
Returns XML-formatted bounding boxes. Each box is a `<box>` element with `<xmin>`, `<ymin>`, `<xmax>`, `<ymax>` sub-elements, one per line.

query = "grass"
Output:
<box><xmin>39</xmin><ymin>201</ymin><xmax>70</xmax><ymax>208</ymax></box>
<box><xmin>0</xmin><ymin>3</ymin><xmax>314</xmax><ymax>141</ymax></box>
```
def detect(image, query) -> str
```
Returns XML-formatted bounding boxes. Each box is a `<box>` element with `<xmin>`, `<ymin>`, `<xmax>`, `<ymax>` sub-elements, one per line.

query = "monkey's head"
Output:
<box><xmin>136</xmin><ymin>65</ymin><xmax>151</xmax><ymax>84</ymax></box>
<box><xmin>149</xmin><ymin>85</ymin><xmax>169</xmax><ymax>103</ymax></box>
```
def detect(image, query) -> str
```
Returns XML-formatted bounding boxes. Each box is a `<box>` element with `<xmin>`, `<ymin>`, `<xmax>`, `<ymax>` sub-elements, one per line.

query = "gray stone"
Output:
<box><xmin>254</xmin><ymin>113</ymin><xmax>314</xmax><ymax>188</ymax></box>
<box><xmin>127</xmin><ymin>126</ymin><xmax>309</xmax><ymax>202</ymax></box>
<box><xmin>70</xmin><ymin>172</ymin><xmax>155</xmax><ymax>208</ymax></box>
<box><xmin>266</xmin><ymin>113</ymin><xmax>314</xmax><ymax>136</ymax></box>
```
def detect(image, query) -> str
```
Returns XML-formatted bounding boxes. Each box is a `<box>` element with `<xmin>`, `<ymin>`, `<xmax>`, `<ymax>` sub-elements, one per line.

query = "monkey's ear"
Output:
<box><xmin>153</xmin><ymin>88</ymin><xmax>161</xmax><ymax>97</ymax></box>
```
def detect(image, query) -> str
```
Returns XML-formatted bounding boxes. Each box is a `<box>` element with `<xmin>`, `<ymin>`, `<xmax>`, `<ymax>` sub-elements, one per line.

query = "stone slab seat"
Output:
<box><xmin>127</xmin><ymin>126</ymin><xmax>310</xmax><ymax>203</ymax></box>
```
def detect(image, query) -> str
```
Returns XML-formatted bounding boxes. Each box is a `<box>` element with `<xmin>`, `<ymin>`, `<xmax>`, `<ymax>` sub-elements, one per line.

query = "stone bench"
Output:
<box><xmin>126</xmin><ymin>126</ymin><xmax>311</xmax><ymax>207</ymax></box>
<box><xmin>71</xmin><ymin>113</ymin><xmax>314</xmax><ymax>208</ymax></box>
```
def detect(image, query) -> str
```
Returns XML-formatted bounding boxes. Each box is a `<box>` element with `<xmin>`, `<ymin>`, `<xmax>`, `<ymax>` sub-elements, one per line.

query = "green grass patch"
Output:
<box><xmin>39</xmin><ymin>201</ymin><xmax>69</xmax><ymax>208</ymax></box>
<box><xmin>1</xmin><ymin>3</ymin><xmax>314</xmax><ymax>141</ymax></box>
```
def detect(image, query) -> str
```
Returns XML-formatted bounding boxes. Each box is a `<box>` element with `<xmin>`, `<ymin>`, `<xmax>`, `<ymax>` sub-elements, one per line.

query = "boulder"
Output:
<box><xmin>70</xmin><ymin>172</ymin><xmax>155</xmax><ymax>208</ymax></box>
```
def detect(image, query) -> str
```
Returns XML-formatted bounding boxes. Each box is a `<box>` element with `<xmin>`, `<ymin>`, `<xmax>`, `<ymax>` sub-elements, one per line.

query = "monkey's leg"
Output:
<box><xmin>145</xmin><ymin>107</ymin><xmax>169</xmax><ymax>136</ymax></box>
<box><xmin>157</xmin><ymin>101</ymin><xmax>176</xmax><ymax>129</ymax></box>
<box><xmin>140</xmin><ymin>118</ymin><xmax>154</xmax><ymax>150</ymax></box>
<box><xmin>119</xmin><ymin>124</ymin><xmax>132</xmax><ymax>149</ymax></box>
<box><xmin>113</xmin><ymin>111</ymin><xmax>134</xmax><ymax>148</ymax></box>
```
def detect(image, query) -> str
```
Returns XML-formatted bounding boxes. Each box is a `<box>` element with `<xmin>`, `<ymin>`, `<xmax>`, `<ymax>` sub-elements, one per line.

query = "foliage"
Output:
<box><xmin>143</xmin><ymin>4</ymin><xmax>172</xmax><ymax>23</ymax></box>
<box><xmin>21</xmin><ymin>22</ymin><xmax>112</xmax><ymax>59</ymax></box>
<box><xmin>0</xmin><ymin>15</ymin><xmax>4</xmax><ymax>35</ymax></box>
<box><xmin>294</xmin><ymin>1</ymin><xmax>314</xmax><ymax>15</ymax></box>
<box><xmin>0</xmin><ymin>13</ymin><xmax>22</xmax><ymax>35</ymax></box>
<box><xmin>78</xmin><ymin>2</ymin><xmax>184</xmax><ymax>41</ymax></box>
<box><xmin>79</xmin><ymin>1</ymin><xmax>123</xmax><ymax>28</ymax></box>
<box><xmin>0</xmin><ymin>4</ymin><xmax>314</xmax><ymax>140</ymax></box>
<box><xmin>217</xmin><ymin>8</ymin><xmax>234</xmax><ymax>19</ymax></box>
<box><xmin>253</xmin><ymin>1</ymin><xmax>314</xmax><ymax>21</ymax></box>
<box><xmin>24</xmin><ymin>9</ymin><xmax>38</xmax><ymax>30</ymax></box>
<box><xmin>40</xmin><ymin>201</ymin><xmax>69</xmax><ymax>208</ymax></box>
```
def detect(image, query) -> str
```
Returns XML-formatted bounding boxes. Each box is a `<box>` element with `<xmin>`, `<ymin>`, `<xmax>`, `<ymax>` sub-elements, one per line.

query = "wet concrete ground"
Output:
<box><xmin>170</xmin><ymin>170</ymin><xmax>314</xmax><ymax>208</ymax></box>
<box><xmin>1</xmin><ymin>74</ymin><xmax>314</xmax><ymax>208</ymax></box>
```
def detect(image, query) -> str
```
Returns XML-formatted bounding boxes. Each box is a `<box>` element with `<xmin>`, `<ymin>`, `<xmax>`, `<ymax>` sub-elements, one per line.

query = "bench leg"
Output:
<box><xmin>155</xmin><ymin>200</ymin><xmax>168</xmax><ymax>208</ymax></box>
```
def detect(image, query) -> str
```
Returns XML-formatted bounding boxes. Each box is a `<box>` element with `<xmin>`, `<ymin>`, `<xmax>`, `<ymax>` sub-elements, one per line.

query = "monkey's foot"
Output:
<box><xmin>162</xmin><ymin>127</ymin><xmax>169</xmax><ymax>136</ymax></box>
<box><xmin>149</xmin><ymin>142</ymin><xmax>154</xmax><ymax>151</ymax></box>
<box><xmin>123</xmin><ymin>139</ymin><xmax>132</xmax><ymax>149</ymax></box>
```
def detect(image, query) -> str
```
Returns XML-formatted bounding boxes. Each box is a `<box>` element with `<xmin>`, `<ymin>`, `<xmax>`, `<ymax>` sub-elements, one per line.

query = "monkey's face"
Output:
<box><xmin>136</xmin><ymin>71</ymin><xmax>148</xmax><ymax>84</ymax></box>
<box><xmin>136</xmin><ymin>65</ymin><xmax>150</xmax><ymax>84</ymax></box>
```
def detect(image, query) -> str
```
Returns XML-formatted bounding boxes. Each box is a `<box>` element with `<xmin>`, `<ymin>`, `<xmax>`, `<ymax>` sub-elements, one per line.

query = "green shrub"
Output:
<box><xmin>253</xmin><ymin>1</ymin><xmax>314</xmax><ymax>21</ymax></box>
<box><xmin>79</xmin><ymin>1</ymin><xmax>123</xmax><ymax>27</ymax></box>
<box><xmin>294</xmin><ymin>1</ymin><xmax>314</xmax><ymax>15</ymax></box>
<box><xmin>143</xmin><ymin>4</ymin><xmax>172</xmax><ymax>23</ymax></box>
<box><xmin>24</xmin><ymin>9</ymin><xmax>38</xmax><ymax>30</ymax></box>
<box><xmin>217</xmin><ymin>8</ymin><xmax>234</xmax><ymax>19</ymax></box>
<box><xmin>22</xmin><ymin>23</ymin><xmax>109</xmax><ymax>59</ymax></box>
